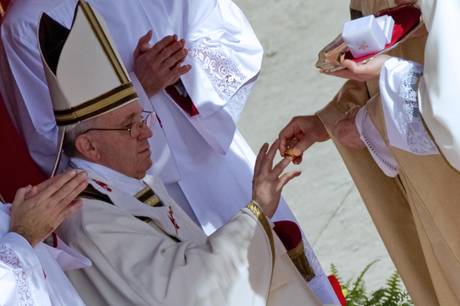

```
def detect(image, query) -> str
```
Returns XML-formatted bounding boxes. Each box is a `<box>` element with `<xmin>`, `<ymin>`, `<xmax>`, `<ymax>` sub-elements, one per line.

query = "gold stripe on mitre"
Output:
<box><xmin>78</xmin><ymin>0</ymin><xmax>129</xmax><ymax>84</ymax></box>
<box><xmin>54</xmin><ymin>83</ymin><xmax>137</xmax><ymax>125</ymax></box>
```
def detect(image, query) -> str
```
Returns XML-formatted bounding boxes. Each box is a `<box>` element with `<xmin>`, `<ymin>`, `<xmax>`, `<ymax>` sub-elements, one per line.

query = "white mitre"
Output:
<box><xmin>418</xmin><ymin>0</ymin><xmax>460</xmax><ymax>171</ymax></box>
<box><xmin>38</xmin><ymin>0</ymin><xmax>138</xmax><ymax>174</ymax></box>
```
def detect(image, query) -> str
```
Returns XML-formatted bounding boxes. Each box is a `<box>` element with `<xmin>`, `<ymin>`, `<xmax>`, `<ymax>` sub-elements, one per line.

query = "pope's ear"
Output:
<box><xmin>75</xmin><ymin>133</ymin><xmax>100</xmax><ymax>162</ymax></box>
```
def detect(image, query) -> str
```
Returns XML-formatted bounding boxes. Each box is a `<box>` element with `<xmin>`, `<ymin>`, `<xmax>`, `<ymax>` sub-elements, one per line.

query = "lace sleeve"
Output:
<box><xmin>0</xmin><ymin>243</ymin><xmax>34</xmax><ymax>305</ymax></box>
<box><xmin>379</xmin><ymin>57</ymin><xmax>438</xmax><ymax>155</ymax></box>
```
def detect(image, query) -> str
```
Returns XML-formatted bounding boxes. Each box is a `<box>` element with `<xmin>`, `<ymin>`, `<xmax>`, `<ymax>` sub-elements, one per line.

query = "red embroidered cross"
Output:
<box><xmin>168</xmin><ymin>206</ymin><xmax>180</xmax><ymax>234</ymax></box>
<box><xmin>92</xmin><ymin>179</ymin><xmax>112</xmax><ymax>192</ymax></box>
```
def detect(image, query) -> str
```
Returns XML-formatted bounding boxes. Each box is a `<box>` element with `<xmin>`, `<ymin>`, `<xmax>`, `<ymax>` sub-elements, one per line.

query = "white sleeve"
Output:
<box><xmin>379</xmin><ymin>57</ymin><xmax>438</xmax><ymax>155</ymax></box>
<box><xmin>166</xmin><ymin>0</ymin><xmax>263</xmax><ymax>154</ymax></box>
<box><xmin>0</xmin><ymin>232</ymin><xmax>52</xmax><ymax>306</ymax></box>
<box><xmin>355</xmin><ymin>106</ymin><xmax>400</xmax><ymax>177</ymax></box>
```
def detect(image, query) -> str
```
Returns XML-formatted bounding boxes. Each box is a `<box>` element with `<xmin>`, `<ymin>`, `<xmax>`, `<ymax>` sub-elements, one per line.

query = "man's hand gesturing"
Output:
<box><xmin>252</xmin><ymin>140</ymin><xmax>301</xmax><ymax>219</ymax></box>
<box><xmin>134</xmin><ymin>30</ymin><xmax>192</xmax><ymax>97</ymax></box>
<box><xmin>9</xmin><ymin>170</ymin><xmax>88</xmax><ymax>247</ymax></box>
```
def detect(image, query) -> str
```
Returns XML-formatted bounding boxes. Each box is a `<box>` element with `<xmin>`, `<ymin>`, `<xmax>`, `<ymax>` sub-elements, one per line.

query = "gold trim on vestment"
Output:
<box><xmin>54</xmin><ymin>84</ymin><xmax>136</xmax><ymax>125</ymax></box>
<box><xmin>79</xmin><ymin>0</ymin><xmax>128</xmax><ymax>84</ymax></box>
<box><xmin>287</xmin><ymin>243</ymin><xmax>316</xmax><ymax>282</ymax></box>
<box><xmin>247</xmin><ymin>201</ymin><xmax>275</xmax><ymax>268</ymax></box>
<box><xmin>135</xmin><ymin>186</ymin><xmax>163</xmax><ymax>207</ymax></box>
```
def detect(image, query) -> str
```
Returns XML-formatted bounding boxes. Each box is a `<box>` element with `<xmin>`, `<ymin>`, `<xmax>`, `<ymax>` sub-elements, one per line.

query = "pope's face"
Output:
<box><xmin>90</xmin><ymin>101</ymin><xmax>153</xmax><ymax>179</ymax></box>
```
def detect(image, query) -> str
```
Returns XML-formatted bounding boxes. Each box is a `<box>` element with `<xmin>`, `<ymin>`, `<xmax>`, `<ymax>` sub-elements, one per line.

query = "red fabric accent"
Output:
<box><xmin>0</xmin><ymin>0</ymin><xmax>10</xmax><ymax>11</ymax></box>
<box><xmin>328</xmin><ymin>275</ymin><xmax>347</xmax><ymax>306</ymax></box>
<box><xmin>345</xmin><ymin>4</ymin><xmax>422</xmax><ymax>62</ymax></box>
<box><xmin>273</xmin><ymin>220</ymin><xmax>302</xmax><ymax>250</ymax></box>
<box><xmin>0</xmin><ymin>96</ymin><xmax>46</xmax><ymax>202</ymax></box>
<box><xmin>165</xmin><ymin>84</ymin><xmax>199</xmax><ymax>117</ymax></box>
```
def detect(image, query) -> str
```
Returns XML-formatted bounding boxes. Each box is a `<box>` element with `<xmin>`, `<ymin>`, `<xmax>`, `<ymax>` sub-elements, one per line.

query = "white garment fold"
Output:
<box><xmin>379</xmin><ymin>57</ymin><xmax>438</xmax><ymax>156</ymax></box>
<box><xmin>355</xmin><ymin>106</ymin><xmax>400</xmax><ymax>177</ymax></box>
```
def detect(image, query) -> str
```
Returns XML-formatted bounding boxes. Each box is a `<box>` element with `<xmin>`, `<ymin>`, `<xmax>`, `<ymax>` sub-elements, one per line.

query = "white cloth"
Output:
<box><xmin>379</xmin><ymin>57</ymin><xmax>438</xmax><ymax>155</ymax></box>
<box><xmin>418</xmin><ymin>0</ymin><xmax>460</xmax><ymax>171</ymax></box>
<box><xmin>0</xmin><ymin>0</ymin><xmax>337</xmax><ymax>303</ymax></box>
<box><xmin>61</xmin><ymin>160</ymin><xmax>326</xmax><ymax>306</ymax></box>
<box><xmin>355</xmin><ymin>106</ymin><xmax>400</xmax><ymax>177</ymax></box>
<box><xmin>0</xmin><ymin>204</ymin><xmax>90</xmax><ymax>306</ymax></box>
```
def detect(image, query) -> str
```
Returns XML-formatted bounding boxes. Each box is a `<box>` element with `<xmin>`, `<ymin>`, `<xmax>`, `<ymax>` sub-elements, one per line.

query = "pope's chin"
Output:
<box><xmin>136</xmin><ymin>151</ymin><xmax>153</xmax><ymax>179</ymax></box>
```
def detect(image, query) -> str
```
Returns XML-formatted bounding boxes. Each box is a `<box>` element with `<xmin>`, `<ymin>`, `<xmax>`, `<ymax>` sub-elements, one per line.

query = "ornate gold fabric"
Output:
<box><xmin>247</xmin><ymin>201</ymin><xmax>275</xmax><ymax>268</ymax></box>
<box><xmin>286</xmin><ymin>243</ymin><xmax>316</xmax><ymax>282</ymax></box>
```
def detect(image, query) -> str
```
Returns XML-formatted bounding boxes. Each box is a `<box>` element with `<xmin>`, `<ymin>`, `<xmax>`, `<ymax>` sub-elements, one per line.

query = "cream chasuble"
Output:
<box><xmin>57</xmin><ymin>160</ymin><xmax>325</xmax><ymax>306</ymax></box>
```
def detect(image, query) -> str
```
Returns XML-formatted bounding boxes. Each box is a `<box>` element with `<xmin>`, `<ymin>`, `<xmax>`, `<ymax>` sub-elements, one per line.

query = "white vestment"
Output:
<box><xmin>0</xmin><ymin>204</ymin><xmax>90</xmax><ymax>306</ymax></box>
<box><xmin>0</xmin><ymin>0</ymin><xmax>337</xmax><ymax>303</ymax></box>
<box><xmin>60</xmin><ymin>158</ymin><xmax>328</xmax><ymax>306</ymax></box>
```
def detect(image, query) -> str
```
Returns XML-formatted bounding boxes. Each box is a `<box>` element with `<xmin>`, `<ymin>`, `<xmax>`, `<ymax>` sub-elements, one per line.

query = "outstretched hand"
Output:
<box><xmin>252</xmin><ymin>140</ymin><xmax>301</xmax><ymax>218</ymax></box>
<box><xmin>10</xmin><ymin>170</ymin><xmax>88</xmax><ymax>247</ymax></box>
<box><xmin>278</xmin><ymin>115</ymin><xmax>329</xmax><ymax>164</ymax></box>
<box><xmin>322</xmin><ymin>54</ymin><xmax>392</xmax><ymax>81</ymax></box>
<box><xmin>134</xmin><ymin>30</ymin><xmax>192</xmax><ymax>97</ymax></box>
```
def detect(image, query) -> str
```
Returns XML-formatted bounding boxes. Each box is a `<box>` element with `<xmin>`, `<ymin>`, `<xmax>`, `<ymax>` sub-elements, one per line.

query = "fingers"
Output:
<box><xmin>277</xmin><ymin>171</ymin><xmax>302</xmax><ymax>190</ymax></box>
<box><xmin>149</xmin><ymin>35</ymin><xmax>177</xmax><ymax>59</ymax></box>
<box><xmin>163</xmin><ymin>47</ymin><xmax>188</xmax><ymax>69</ymax></box>
<box><xmin>56</xmin><ymin>179</ymin><xmax>88</xmax><ymax>215</ymax></box>
<box><xmin>134</xmin><ymin>30</ymin><xmax>153</xmax><ymax>58</ymax></box>
<box><xmin>12</xmin><ymin>185</ymin><xmax>31</xmax><ymax>205</ymax></box>
<box><xmin>265</xmin><ymin>139</ymin><xmax>280</xmax><ymax>172</ymax></box>
<box><xmin>291</xmin><ymin>135</ymin><xmax>314</xmax><ymax>156</ymax></box>
<box><xmin>50</xmin><ymin>172</ymin><xmax>88</xmax><ymax>211</ymax></box>
<box><xmin>159</xmin><ymin>40</ymin><xmax>185</xmax><ymax>64</ymax></box>
<box><xmin>279</xmin><ymin>122</ymin><xmax>298</xmax><ymax>156</ymax></box>
<box><xmin>272</xmin><ymin>157</ymin><xmax>291</xmax><ymax>177</ymax></box>
<box><xmin>254</xmin><ymin>143</ymin><xmax>269</xmax><ymax>176</ymax></box>
<box><xmin>37</xmin><ymin>170</ymin><xmax>81</xmax><ymax>203</ymax></box>
<box><xmin>341</xmin><ymin>59</ymin><xmax>360</xmax><ymax>73</ymax></box>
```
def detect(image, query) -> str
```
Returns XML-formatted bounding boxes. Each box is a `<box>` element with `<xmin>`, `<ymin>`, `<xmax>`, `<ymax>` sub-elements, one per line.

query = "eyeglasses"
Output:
<box><xmin>82</xmin><ymin>111</ymin><xmax>154</xmax><ymax>138</ymax></box>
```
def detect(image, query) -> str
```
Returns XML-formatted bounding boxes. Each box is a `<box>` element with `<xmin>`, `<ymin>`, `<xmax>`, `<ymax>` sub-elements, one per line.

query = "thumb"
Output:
<box><xmin>291</xmin><ymin>135</ymin><xmax>315</xmax><ymax>156</ymax></box>
<box><xmin>134</xmin><ymin>30</ymin><xmax>153</xmax><ymax>57</ymax></box>
<box><xmin>13</xmin><ymin>185</ymin><xmax>32</xmax><ymax>206</ymax></box>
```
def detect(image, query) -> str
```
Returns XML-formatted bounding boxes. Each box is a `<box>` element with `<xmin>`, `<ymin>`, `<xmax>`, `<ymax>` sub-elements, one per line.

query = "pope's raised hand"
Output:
<box><xmin>252</xmin><ymin>140</ymin><xmax>301</xmax><ymax>218</ymax></box>
<box><xmin>278</xmin><ymin>115</ymin><xmax>329</xmax><ymax>164</ymax></box>
<box><xmin>9</xmin><ymin>170</ymin><xmax>88</xmax><ymax>247</ymax></box>
<box><xmin>134</xmin><ymin>30</ymin><xmax>192</xmax><ymax>97</ymax></box>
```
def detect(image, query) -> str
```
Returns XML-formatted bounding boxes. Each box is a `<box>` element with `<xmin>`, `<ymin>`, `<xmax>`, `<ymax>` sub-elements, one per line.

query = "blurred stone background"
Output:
<box><xmin>235</xmin><ymin>0</ymin><xmax>396</xmax><ymax>289</ymax></box>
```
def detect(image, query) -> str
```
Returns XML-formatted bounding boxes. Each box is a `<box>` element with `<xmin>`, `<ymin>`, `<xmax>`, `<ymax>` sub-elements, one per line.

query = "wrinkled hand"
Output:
<box><xmin>322</xmin><ymin>54</ymin><xmax>392</xmax><ymax>81</ymax></box>
<box><xmin>10</xmin><ymin>170</ymin><xmax>88</xmax><ymax>247</ymax></box>
<box><xmin>333</xmin><ymin>106</ymin><xmax>365</xmax><ymax>149</ymax></box>
<box><xmin>134</xmin><ymin>30</ymin><xmax>192</xmax><ymax>97</ymax></box>
<box><xmin>278</xmin><ymin>115</ymin><xmax>329</xmax><ymax>164</ymax></box>
<box><xmin>252</xmin><ymin>140</ymin><xmax>301</xmax><ymax>218</ymax></box>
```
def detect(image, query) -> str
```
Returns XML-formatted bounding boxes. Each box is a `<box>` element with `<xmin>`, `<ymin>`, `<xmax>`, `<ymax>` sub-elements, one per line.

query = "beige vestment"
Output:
<box><xmin>59</xmin><ymin>172</ymin><xmax>327</xmax><ymax>306</ymax></box>
<box><xmin>317</xmin><ymin>1</ymin><xmax>450</xmax><ymax>305</ymax></box>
